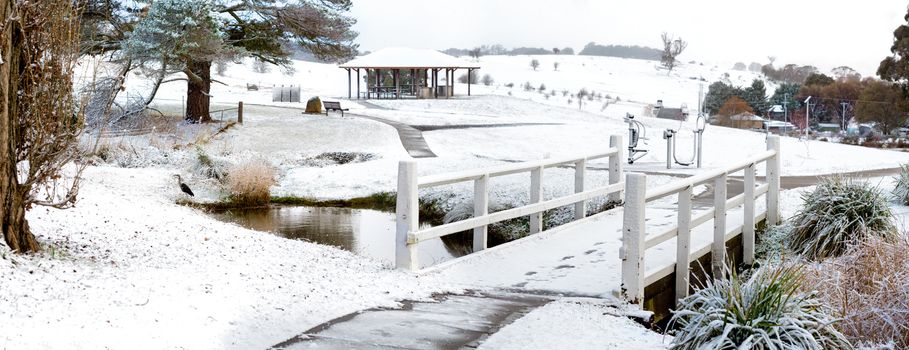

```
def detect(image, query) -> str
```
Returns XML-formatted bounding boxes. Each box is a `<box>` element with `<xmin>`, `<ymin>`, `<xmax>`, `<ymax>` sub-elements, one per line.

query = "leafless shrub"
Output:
<box><xmin>252</xmin><ymin>59</ymin><xmax>270</xmax><ymax>73</ymax></box>
<box><xmin>2</xmin><ymin>0</ymin><xmax>93</xmax><ymax>252</ymax></box>
<box><xmin>215</xmin><ymin>59</ymin><xmax>228</xmax><ymax>75</ymax></box>
<box><xmin>457</xmin><ymin>70</ymin><xmax>478</xmax><ymax>84</ymax></box>
<box><xmin>481</xmin><ymin>74</ymin><xmax>494</xmax><ymax>86</ymax></box>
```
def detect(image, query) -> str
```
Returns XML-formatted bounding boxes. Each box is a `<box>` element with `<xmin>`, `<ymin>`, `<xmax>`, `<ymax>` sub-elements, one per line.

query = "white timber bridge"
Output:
<box><xmin>394</xmin><ymin>135</ymin><xmax>781</xmax><ymax>319</ymax></box>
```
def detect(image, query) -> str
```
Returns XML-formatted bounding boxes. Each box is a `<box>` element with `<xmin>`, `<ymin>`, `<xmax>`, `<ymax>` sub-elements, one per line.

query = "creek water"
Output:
<box><xmin>211</xmin><ymin>205</ymin><xmax>467</xmax><ymax>268</ymax></box>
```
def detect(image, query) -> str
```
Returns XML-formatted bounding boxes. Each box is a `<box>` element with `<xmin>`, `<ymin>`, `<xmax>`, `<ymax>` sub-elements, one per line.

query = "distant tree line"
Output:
<box><xmin>707</xmin><ymin>59</ymin><xmax>909</xmax><ymax>135</ymax></box>
<box><xmin>578</xmin><ymin>42</ymin><xmax>662</xmax><ymax>61</ymax></box>
<box><xmin>442</xmin><ymin>45</ymin><xmax>574</xmax><ymax>57</ymax></box>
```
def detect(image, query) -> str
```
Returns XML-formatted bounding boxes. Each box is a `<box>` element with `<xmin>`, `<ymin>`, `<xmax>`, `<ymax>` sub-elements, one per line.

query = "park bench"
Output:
<box><xmin>323</xmin><ymin>101</ymin><xmax>349</xmax><ymax>117</ymax></box>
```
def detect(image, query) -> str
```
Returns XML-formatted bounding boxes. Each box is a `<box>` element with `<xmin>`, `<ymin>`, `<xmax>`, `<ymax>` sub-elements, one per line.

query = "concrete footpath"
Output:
<box><xmin>270</xmin><ymin>292</ymin><xmax>552</xmax><ymax>350</ymax></box>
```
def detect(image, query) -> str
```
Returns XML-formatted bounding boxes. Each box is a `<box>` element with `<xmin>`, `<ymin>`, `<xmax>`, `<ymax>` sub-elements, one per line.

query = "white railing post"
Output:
<box><xmin>766</xmin><ymin>135</ymin><xmax>781</xmax><ymax>225</ymax></box>
<box><xmin>530</xmin><ymin>166</ymin><xmax>543</xmax><ymax>234</ymax></box>
<box><xmin>712</xmin><ymin>174</ymin><xmax>727</xmax><ymax>278</ymax></box>
<box><xmin>574</xmin><ymin>159</ymin><xmax>587</xmax><ymax>220</ymax></box>
<box><xmin>743</xmin><ymin>164</ymin><xmax>756</xmax><ymax>265</ymax></box>
<box><xmin>621</xmin><ymin>173</ymin><xmax>647</xmax><ymax>305</ymax></box>
<box><xmin>395</xmin><ymin>161</ymin><xmax>419</xmax><ymax>270</ymax></box>
<box><xmin>675</xmin><ymin>186</ymin><xmax>692</xmax><ymax>306</ymax></box>
<box><xmin>473</xmin><ymin>174</ymin><xmax>489</xmax><ymax>252</ymax></box>
<box><xmin>609</xmin><ymin>135</ymin><xmax>624</xmax><ymax>203</ymax></box>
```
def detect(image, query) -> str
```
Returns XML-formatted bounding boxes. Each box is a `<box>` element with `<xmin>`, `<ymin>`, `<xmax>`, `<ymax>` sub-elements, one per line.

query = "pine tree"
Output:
<box><xmin>743</xmin><ymin>79</ymin><xmax>768</xmax><ymax>116</ymax></box>
<box><xmin>878</xmin><ymin>6</ymin><xmax>909</xmax><ymax>95</ymax></box>
<box><xmin>704</xmin><ymin>81</ymin><xmax>743</xmax><ymax>115</ymax></box>
<box><xmin>90</xmin><ymin>0</ymin><xmax>358</xmax><ymax>124</ymax></box>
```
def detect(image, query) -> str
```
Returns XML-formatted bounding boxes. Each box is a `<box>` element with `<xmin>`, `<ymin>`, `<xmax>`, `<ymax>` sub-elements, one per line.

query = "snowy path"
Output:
<box><xmin>348</xmin><ymin>113</ymin><xmax>438</xmax><ymax>158</ymax></box>
<box><xmin>428</xmin><ymin>193</ymin><xmax>760</xmax><ymax>299</ymax></box>
<box><xmin>272</xmin><ymin>291</ymin><xmax>551</xmax><ymax>350</ymax></box>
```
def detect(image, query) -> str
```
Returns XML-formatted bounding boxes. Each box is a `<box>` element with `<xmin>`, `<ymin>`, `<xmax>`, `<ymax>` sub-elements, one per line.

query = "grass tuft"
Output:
<box><xmin>804</xmin><ymin>235</ymin><xmax>909</xmax><ymax>348</ymax></box>
<box><xmin>225</xmin><ymin>158</ymin><xmax>277</xmax><ymax>206</ymax></box>
<box><xmin>892</xmin><ymin>163</ymin><xmax>909</xmax><ymax>204</ymax></box>
<box><xmin>788</xmin><ymin>177</ymin><xmax>895</xmax><ymax>260</ymax></box>
<box><xmin>669</xmin><ymin>264</ymin><xmax>852</xmax><ymax>349</ymax></box>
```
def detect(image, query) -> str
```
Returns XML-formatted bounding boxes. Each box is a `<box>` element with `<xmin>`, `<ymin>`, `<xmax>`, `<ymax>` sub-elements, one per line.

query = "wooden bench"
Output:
<box><xmin>323</xmin><ymin>101</ymin><xmax>349</xmax><ymax>117</ymax></box>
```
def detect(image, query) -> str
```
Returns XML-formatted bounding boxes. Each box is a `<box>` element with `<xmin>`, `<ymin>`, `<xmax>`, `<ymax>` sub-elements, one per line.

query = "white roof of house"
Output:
<box><xmin>339</xmin><ymin>47</ymin><xmax>480</xmax><ymax>69</ymax></box>
<box><xmin>730</xmin><ymin>113</ymin><xmax>763</xmax><ymax>121</ymax></box>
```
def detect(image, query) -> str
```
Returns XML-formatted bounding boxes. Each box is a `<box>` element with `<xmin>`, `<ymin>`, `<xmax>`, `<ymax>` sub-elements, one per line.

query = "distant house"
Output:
<box><xmin>764</xmin><ymin>120</ymin><xmax>796</xmax><ymax>134</ymax></box>
<box><xmin>729</xmin><ymin>113</ymin><xmax>764</xmax><ymax>129</ymax></box>
<box><xmin>652</xmin><ymin>100</ymin><xmax>689</xmax><ymax>121</ymax></box>
<box><xmin>816</xmin><ymin>123</ymin><xmax>841</xmax><ymax>133</ymax></box>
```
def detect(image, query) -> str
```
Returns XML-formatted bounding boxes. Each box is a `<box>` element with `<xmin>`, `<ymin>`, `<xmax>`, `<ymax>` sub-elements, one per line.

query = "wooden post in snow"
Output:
<box><xmin>237</xmin><ymin>101</ymin><xmax>243</xmax><ymax>124</ymax></box>
<box><xmin>766</xmin><ymin>135</ymin><xmax>781</xmax><ymax>225</ymax></box>
<box><xmin>396</xmin><ymin>161</ymin><xmax>419</xmax><ymax>270</ymax></box>
<box><xmin>675</xmin><ymin>185</ymin><xmax>692</xmax><ymax>305</ymax></box>
<box><xmin>712</xmin><ymin>174</ymin><xmax>727</xmax><ymax>278</ymax></box>
<box><xmin>608</xmin><ymin>135</ymin><xmax>624</xmax><ymax>203</ymax></box>
<box><xmin>621</xmin><ymin>173</ymin><xmax>647</xmax><ymax>306</ymax></box>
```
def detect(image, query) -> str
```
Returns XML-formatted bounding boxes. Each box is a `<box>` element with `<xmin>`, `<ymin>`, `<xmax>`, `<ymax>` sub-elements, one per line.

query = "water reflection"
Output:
<box><xmin>211</xmin><ymin>206</ymin><xmax>465</xmax><ymax>268</ymax></box>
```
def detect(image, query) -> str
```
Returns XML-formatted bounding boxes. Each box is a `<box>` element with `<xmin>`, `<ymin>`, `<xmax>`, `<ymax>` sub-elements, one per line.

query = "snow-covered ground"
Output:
<box><xmin>477</xmin><ymin>299</ymin><xmax>668</xmax><ymax>350</ymax></box>
<box><xmin>0</xmin><ymin>166</ymin><xmax>455</xmax><ymax>350</ymax></box>
<box><xmin>4</xmin><ymin>53</ymin><xmax>907</xmax><ymax>349</ymax></box>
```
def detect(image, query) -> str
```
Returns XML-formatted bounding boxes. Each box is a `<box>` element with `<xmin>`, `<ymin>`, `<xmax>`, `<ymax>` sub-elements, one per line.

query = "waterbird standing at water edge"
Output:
<box><xmin>173</xmin><ymin>174</ymin><xmax>195</xmax><ymax>197</ymax></box>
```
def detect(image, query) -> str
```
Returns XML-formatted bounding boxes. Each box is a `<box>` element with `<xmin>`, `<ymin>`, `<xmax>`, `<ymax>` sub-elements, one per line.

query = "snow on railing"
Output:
<box><xmin>620</xmin><ymin>135</ymin><xmax>781</xmax><ymax>306</ymax></box>
<box><xmin>395</xmin><ymin>135</ymin><xmax>625</xmax><ymax>271</ymax></box>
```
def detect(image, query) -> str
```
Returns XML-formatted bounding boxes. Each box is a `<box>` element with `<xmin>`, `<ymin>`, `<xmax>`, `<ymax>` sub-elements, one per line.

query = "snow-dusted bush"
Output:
<box><xmin>225</xmin><ymin>158</ymin><xmax>276</xmax><ymax>206</ymax></box>
<box><xmin>252</xmin><ymin>59</ymin><xmax>270</xmax><ymax>73</ymax></box>
<box><xmin>481</xmin><ymin>74</ymin><xmax>494</xmax><ymax>86</ymax></box>
<box><xmin>805</xmin><ymin>236</ymin><xmax>909</xmax><ymax>348</ymax></box>
<box><xmin>669</xmin><ymin>264</ymin><xmax>852</xmax><ymax>350</ymax></box>
<box><xmin>193</xmin><ymin>146</ymin><xmax>227</xmax><ymax>180</ymax></box>
<box><xmin>754</xmin><ymin>223</ymin><xmax>793</xmax><ymax>264</ymax></box>
<box><xmin>788</xmin><ymin>177</ymin><xmax>895</xmax><ymax>260</ymax></box>
<box><xmin>892</xmin><ymin>163</ymin><xmax>909</xmax><ymax>204</ymax></box>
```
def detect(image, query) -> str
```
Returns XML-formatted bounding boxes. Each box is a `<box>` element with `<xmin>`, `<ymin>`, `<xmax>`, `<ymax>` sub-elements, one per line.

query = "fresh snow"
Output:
<box><xmin>0</xmin><ymin>166</ymin><xmax>456</xmax><ymax>350</ymax></box>
<box><xmin>5</xmin><ymin>52</ymin><xmax>909</xmax><ymax>349</ymax></box>
<box><xmin>477</xmin><ymin>299</ymin><xmax>668</xmax><ymax>350</ymax></box>
<box><xmin>340</xmin><ymin>47</ymin><xmax>478</xmax><ymax>69</ymax></box>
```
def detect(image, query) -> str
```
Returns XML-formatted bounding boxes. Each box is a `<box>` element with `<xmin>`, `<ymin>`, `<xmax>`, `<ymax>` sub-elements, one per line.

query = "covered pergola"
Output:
<box><xmin>339</xmin><ymin>47</ymin><xmax>480</xmax><ymax>100</ymax></box>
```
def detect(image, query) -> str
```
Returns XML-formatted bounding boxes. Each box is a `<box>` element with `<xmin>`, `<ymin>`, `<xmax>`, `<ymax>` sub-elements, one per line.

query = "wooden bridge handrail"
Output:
<box><xmin>417</xmin><ymin>148</ymin><xmax>620</xmax><ymax>189</ymax></box>
<box><xmin>621</xmin><ymin>135</ymin><xmax>781</xmax><ymax>307</ymax></box>
<box><xmin>395</xmin><ymin>135</ymin><xmax>625</xmax><ymax>271</ymax></box>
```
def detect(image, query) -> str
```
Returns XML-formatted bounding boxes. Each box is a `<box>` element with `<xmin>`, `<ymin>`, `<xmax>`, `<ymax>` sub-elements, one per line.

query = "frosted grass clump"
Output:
<box><xmin>805</xmin><ymin>236</ymin><xmax>909</xmax><ymax>348</ymax></box>
<box><xmin>669</xmin><ymin>264</ymin><xmax>852</xmax><ymax>350</ymax></box>
<box><xmin>891</xmin><ymin>163</ymin><xmax>909</xmax><ymax>204</ymax></box>
<box><xmin>788</xmin><ymin>177</ymin><xmax>894</xmax><ymax>260</ymax></box>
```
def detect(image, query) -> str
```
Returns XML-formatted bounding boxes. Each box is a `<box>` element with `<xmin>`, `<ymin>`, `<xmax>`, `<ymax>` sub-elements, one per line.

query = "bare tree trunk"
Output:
<box><xmin>1</xmin><ymin>0</ymin><xmax>38</xmax><ymax>252</ymax></box>
<box><xmin>185</xmin><ymin>59</ymin><xmax>212</xmax><ymax>123</ymax></box>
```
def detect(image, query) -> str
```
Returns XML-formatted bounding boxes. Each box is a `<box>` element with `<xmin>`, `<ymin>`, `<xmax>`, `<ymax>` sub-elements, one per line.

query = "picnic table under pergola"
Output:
<box><xmin>339</xmin><ymin>47</ymin><xmax>480</xmax><ymax>99</ymax></box>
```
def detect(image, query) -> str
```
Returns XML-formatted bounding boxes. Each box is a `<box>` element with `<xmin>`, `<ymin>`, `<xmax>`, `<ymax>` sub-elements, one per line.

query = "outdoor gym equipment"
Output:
<box><xmin>662</xmin><ymin>113</ymin><xmax>707</xmax><ymax>169</ymax></box>
<box><xmin>625</xmin><ymin>113</ymin><xmax>648</xmax><ymax>164</ymax></box>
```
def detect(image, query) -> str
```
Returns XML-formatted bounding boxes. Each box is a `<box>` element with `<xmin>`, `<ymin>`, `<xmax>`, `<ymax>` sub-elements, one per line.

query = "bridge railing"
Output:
<box><xmin>620</xmin><ymin>135</ymin><xmax>781</xmax><ymax>306</ymax></box>
<box><xmin>395</xmin><ymin>135</ymin><xmax>625</xmax><ymax>270</ymax></box>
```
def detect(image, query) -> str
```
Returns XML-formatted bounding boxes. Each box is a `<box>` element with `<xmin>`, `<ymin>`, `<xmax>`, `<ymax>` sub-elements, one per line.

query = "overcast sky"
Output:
<box><xmin>350</xmin><ymin>0</ymin><xmax>907</xmax><ymax>77</ymax></box>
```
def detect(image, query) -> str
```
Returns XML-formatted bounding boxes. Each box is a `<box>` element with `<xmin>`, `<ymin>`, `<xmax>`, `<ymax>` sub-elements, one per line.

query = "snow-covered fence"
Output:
<box><xmin>620</xmin><ymin>135</ymin><xmax>781</xmax><ymax>306</ymax></box>
<box><xmin>395</xmin><ymin>135</ymin><xmax>625</xmax><ymax>271</ymax></box>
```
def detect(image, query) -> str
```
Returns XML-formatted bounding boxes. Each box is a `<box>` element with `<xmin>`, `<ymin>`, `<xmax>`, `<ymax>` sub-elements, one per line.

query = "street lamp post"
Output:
<box><xmin>804</xmin><ymin>96</ymin><xmax>812</xmax><ymax>137</ymax></box>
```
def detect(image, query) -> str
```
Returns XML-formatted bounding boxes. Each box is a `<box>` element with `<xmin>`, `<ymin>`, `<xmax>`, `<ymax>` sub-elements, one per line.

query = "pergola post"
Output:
<box><xmin>356</xmin><ymin>68</ymin><xmax>361</xmax><ymax>99</ymax></box>
<box><xmin>450</xmin><ymin>68</ymin><xmax>455</xmax><ymax>98</ymax></box>
<box><xmin>467</xmin><ymin>69</ymin><xmax>472</xmax><ymax>96</ymax></box>
<box><xmin>346</xmin><ymin>68</ymin><xmax>351</xmax><ymax>99</ymax></box>
<box><xmin>376</xmin><ymin>68</ymin><xmax>381</xmax><ymax>99</ymax></box>
<box><xmin>394</xmin><ymin>69</ymin><xmax>400</xmax><ymax>100</ymax></box>
<box><xmin>433</xmin><ymin>69</ymin><xmax>438</xmax><ymax>98</ymax></box>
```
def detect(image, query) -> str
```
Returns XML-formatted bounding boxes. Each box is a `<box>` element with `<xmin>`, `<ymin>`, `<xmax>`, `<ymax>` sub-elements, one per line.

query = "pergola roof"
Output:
<box><xmin>339</xmin><ymin>47</ymin><xmax>480</xmax><ymax>69</ymax></box>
